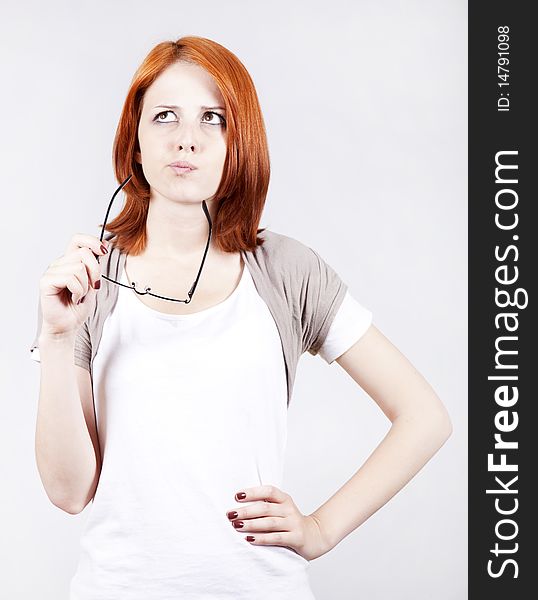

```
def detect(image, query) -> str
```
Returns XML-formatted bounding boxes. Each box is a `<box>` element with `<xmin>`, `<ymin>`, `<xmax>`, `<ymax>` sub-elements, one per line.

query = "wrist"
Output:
<box><xmin>38</xmin><ymin>329</ymin><xmax>77</xmax><ymax>345</ymax></box>
<box><xmin>308</xmin><ymin>512</ymin><xmax>336</xmax><ymax>556</ymax></box>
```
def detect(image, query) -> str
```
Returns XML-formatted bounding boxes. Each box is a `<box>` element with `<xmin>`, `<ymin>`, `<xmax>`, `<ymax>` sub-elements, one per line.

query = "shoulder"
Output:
<box><xmin>257</xmin><ymin>229</ymin><xmax>348</xmax><ymax>302</ymax></box>
<box><xmin>254</xmin><ymin>229</ymin><xmax>322</xmax><ymax>273</ymax></box>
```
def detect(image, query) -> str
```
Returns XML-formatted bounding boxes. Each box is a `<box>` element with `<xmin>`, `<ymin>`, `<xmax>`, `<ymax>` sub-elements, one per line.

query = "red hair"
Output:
<box><xmin>103</xmin><ymin>36</ymin><xmax>269</xmax><ymax>255</ymax></box>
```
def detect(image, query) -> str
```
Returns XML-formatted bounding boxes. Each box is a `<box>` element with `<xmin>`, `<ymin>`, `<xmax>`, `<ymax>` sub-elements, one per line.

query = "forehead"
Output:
<box><xmin>143</xmin><ymin>62</ymin><xmax>224</xmax><ymax>108</ymax></box>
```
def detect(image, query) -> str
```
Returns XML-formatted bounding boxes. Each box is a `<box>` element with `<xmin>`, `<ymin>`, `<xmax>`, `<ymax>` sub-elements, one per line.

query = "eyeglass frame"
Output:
<box><xmin>97</xmin><ymin>174</ymin><xmax>213</xmax><ymax>304</ymax></box>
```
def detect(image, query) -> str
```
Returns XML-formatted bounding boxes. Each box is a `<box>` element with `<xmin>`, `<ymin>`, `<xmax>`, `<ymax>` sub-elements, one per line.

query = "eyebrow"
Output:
<box><xmin>152</xmin><ymin>104</ymin><xmax>226</xmax><ymax>111</ymax></box>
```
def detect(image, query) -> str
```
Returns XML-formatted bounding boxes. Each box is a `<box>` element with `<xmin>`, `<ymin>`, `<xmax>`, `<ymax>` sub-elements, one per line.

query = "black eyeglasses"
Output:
<box><xmin>97</xmin><ymin>174</ymin><xmax>213</xmax><ymax>304</ymax></box>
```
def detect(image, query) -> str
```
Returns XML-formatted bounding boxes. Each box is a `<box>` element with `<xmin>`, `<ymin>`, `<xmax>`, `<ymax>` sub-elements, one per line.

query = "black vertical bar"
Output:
<box><xmin>469</xmin><ymin>2</ymin><xmax>536</xmax><ymax>598</ymax></box>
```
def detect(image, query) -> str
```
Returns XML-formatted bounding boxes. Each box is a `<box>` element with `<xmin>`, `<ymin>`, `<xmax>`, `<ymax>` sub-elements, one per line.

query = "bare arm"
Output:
<box><xmin>34</xmin><ymin>332</ymin><xmax>101</xmax><ymax>514</ymax></box>
<box><xmin>309</xmin><ymin>324</ymin><xmax>453</xmax><ymax>552</ymax></box>
<box><xmin>33</xmin><ymin>233</ymin><xmax>107</xmax><ymax>514</ymax></box>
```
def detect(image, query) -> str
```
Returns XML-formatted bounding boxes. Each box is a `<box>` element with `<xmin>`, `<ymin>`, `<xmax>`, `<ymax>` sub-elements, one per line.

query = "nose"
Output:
<box><xmin>174</xmin><ymin>120</ymin><xmax>198</xmax><ymax>153</ymax></box>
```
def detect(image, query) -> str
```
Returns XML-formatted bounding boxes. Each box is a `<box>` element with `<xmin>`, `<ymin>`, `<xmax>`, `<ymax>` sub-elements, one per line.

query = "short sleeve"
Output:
<box><xmin>29</xmin><ymin>294</ymin><xmax>92</xmax><ymax>372</ymax></box>
<box><xmin>317</xmin><ymin>290</ymin><xmax>373</xmax><ymax>364</ymax></box>
<box><xmin>302</xmin><ymin>246</ymin><xmax>349</xmax><ymax>357</ymax></box>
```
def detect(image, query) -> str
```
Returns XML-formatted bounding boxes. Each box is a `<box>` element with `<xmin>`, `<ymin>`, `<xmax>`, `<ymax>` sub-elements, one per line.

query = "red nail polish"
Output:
<box><xmin>101</xmin><ymin>244</ymin><xmax>108</xmax><ymax>254</ymax></box>
<box><xmin>246</xmin><ymin>536</ymin><xmax>255</xmax><ymax>542</ymax></box>
<box><xmin>236</xmin><ymin>492</ymin><xmax>246</xmax><ymax>500</ymax></box>
<box><xmin>227</xmin><ymin>511</ymin><xmax>238</xmax><ymax>520</ymax></box>
<box><xmin>94</xmin><ymin>280</ymin><xmax>101</xmax><ymax>290</ymax></box>
<box><xmin>233</xmin><ymin>521</ymin><xmax>244</xmax><ymax>529</ymax></box>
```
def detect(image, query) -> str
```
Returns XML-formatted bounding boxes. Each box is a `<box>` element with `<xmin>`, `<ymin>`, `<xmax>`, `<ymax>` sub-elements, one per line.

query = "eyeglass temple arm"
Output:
<box><xmin>98</xmin><ymin>173</ymin><xmax>213</xmax><ymax>300</ymax></box>
<box><xmin>187</xmin><ymin>199</ymin><xmax>213</xmax><ymax>298</ymax></box>
<box><xmin>99</xmin><ymin>174</ymin><xmax>133</xmax><ymax>245</ymax></box>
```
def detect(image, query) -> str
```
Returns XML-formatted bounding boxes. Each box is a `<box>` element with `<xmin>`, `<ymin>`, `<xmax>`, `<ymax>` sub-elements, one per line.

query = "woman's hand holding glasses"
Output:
<box><xmin>38</xmin><ymin>233</ymin><xmax>110</xmax><ymax>338</ymax></box>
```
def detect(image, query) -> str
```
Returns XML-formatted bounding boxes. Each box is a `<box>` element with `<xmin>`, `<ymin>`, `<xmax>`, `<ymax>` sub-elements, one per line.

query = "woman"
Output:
<box><xmin>31</xmin><ymin>36</ymin><xmax>453</xmax><ymax>599</ymax></box>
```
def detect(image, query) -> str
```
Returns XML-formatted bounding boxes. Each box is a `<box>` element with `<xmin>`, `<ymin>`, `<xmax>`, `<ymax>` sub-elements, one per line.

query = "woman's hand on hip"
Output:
<box><xmin>226</xmin><ymin>484</ymin><xmax>331</xmax><ymax>562</ymax></box>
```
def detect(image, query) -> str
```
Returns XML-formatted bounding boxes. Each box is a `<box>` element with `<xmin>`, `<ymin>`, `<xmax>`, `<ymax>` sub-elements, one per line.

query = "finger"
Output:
<box><xmin>50</xmin><ymin>251</ymin><xmax>99</xmax><ymax>280</ymax></box>
<box><xmin>47</xmin><ymin>259</ymin><xmax>89</xmax><ymax>303</ymax></box>
<box><xmin>231</xmin><ymin>515</ymin><xmax>288</xmax><ymax>533</ymax></box>
<box><xmin>77</xmin><ymin>246</ymin><xmax>103</xmax><ymax>290</ymax></box>
<box><xmin>65</xmin><ymin>233</ymin><xmax>110</xmax><ymax>258</ymax></box>
<box><xmin>41</xmin><ymin>268</ymin><xmax>85</xmax><ymax>304</ymax></box>
<box><xmin>46</xmin><ymin>252</ymin><xmax>84</xmax><ymax>271</ymax></box>
<box><xmin>245</xmin><ymin>534</ymin><xmax>308</xmax><ymax>564</ymax></box>
<box><xmin>234</xmin><ymin>485</ymin><xmax>286</xmax><ymax>504</ymax></box>
<box><xmin>244</xmin><ymin>531</ymin><xmax>297</xmax><ymax>548</ymax></box>
<box><xmin>227</xmin><ymin>500</ymin><xmax>281</xmax><ymax>522</ymax></box>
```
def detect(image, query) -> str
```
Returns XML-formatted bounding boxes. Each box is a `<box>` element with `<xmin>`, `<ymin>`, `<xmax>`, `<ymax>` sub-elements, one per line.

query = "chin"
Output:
<box><xmin>169</xmin><ymin>194</ymin><xmax>212</xmax><ymax>205</ymax></box>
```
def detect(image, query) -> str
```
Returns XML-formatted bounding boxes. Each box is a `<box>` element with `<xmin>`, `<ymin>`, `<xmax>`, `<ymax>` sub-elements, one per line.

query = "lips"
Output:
<box><xmin>169</xmin><ymin>161</ymin><xmax>197</xmax><ymax>170</ymax></box>
<box><xmin>170</xmin><ymin>165</ymin><xmax>195</xmax><ymax>174</ymax></box>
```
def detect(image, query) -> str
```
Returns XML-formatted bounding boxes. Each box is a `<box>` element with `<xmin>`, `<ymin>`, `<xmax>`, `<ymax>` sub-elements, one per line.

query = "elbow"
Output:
<box><xmin>428</xmin><ymin>406</ymin><xmax>453</xmax><ymax>446</ymax></box>
<box><xmin>395</xmin><ymin>403</ymin><xmax>454</xmax><ymax>445</ymax></box>
<box><xmin>50</xmin><ymin>499</ymin><xmax>83</xmax><ymax>515</ymax></box>
<box><xmin>58</xmin><ymin>493</ymin><xmax>94</xmax><ymax>515</ymax></box>
<box><xmin>438</xmin><ymin>401</ymin><xmax>453</xmax><ymax>437</ymax></box>
<box><xmin>444</xmin><ymin>412</ymin><xmax>454</xmax><ymax>437</ymax></box>
<box><xmin>438</xmin><ymin>413</ymin><xmax>453</xmax><ymax>443</ymax></box>
<box><xmin>417</xmin><ymin>409</ymin><xmax>453</xmax><ymax>457</ymax></box>
<box><xmin>48</xmin><ymin>492</ymin><xmax>86</xmax><ymax>515</ymax></box>
<box><xmin>60</xmin><ymin>503</ymin><xmax>84</xmax><ymax>516</ymax></box>
<box><xmin>422</xmin><ymin>392</ymin><xmax>454</xmax><ymax>442</ymax></box>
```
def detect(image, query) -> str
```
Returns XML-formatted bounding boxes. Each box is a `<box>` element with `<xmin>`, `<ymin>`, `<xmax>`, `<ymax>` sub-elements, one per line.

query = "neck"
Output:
<box><xmin>142</xmin><ymin>195</ymin><xmax>219</xmax><ymax>260</ymax></box>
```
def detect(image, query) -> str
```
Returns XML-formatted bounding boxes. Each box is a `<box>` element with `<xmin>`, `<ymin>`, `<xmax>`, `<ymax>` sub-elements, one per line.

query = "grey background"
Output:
<box><xmin>1</xmin><ymin>0</ymin><xmax>467</xmax><ymax>598</ymax></box>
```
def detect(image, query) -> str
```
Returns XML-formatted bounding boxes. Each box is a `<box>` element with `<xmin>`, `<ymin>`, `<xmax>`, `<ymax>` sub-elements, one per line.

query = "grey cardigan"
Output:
<box><xmin>30</xmin><ymin>229</ymin><xmax>348</xmax><ymax>407</ymax></box>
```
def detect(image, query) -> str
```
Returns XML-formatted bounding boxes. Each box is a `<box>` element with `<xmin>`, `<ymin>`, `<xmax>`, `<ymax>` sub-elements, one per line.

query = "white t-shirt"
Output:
<box><xmin>32</xmin><ymin>263</ymin><xmax>372</xmax><ymax>599</ymax></box>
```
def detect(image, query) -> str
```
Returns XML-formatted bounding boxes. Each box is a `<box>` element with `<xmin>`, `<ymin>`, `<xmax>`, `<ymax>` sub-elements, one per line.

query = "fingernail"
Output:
<box><xmin>246</xmin><ymin>536</ymin><xmax>255</xmax><ymax>542</ymax></box>
<box><xmin>233</xmin><ymin>521</ymin><xmax>244</xmax><ymax>529</ymax></box>
<box><xmin>94</xmin><ymin>280</ymin><xmax>101</xmax><ymax>290</ymax></box>
<box><xmin>100</xmin><ymin>244</ymin><xmax>108</xmax><ymax>254</ymax></box>
<box><xmin>236</xmin><ymin>492</ymin><xmax>246</xmax><ymax>500</ymax></box>
<box><xmin>227</xmin><ymin>511</ymin><xmax>238</xmax><ymax>520</ymax></box>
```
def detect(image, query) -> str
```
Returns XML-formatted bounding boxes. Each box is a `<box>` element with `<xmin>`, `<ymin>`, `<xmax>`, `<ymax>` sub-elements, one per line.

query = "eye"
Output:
<box><xmin>202</xmin><ymin>111</ymin><xmax>226</xmax><ymax>126</ymax></box>
<box><xmin>154</xmin><ymin>110</ymin><xmax>175</xmax><ymax>123</ymax></box>
<box><xmin>153</xmin><ymin>110</ymin><xmax>226</xmax><ymax>126</ymax></box>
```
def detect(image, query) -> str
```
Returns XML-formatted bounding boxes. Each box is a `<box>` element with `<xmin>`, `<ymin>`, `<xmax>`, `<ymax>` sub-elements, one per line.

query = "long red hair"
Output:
<box><xmin>103</xmin><ymin>36</ymin><xmax>269</xmax><ymax>255</ymax></box>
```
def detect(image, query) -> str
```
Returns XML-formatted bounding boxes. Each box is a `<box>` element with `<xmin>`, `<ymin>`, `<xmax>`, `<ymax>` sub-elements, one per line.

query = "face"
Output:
<box><xmin>135</xmin><ymin>61</ymin><xmax>228</xmax><ymax>206</ymax></box>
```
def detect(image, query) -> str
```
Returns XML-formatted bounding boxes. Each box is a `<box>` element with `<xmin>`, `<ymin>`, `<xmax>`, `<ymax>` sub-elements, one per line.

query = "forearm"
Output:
<box><xmin>35</xmin><ymin>333</ymin><xmax>97</xmax><ymax>514</ymax></box>
<box><xmin>310</xmin><ymin>409</ymin><xmax>453</xmax><ymax>553</ymax></box>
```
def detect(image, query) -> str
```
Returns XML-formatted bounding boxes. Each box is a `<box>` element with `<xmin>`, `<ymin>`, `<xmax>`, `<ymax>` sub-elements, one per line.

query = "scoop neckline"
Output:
<box><xmin>119</xmin><ymin>256</ymin><xmax>248</xmax><ymax>321</ymax></box>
